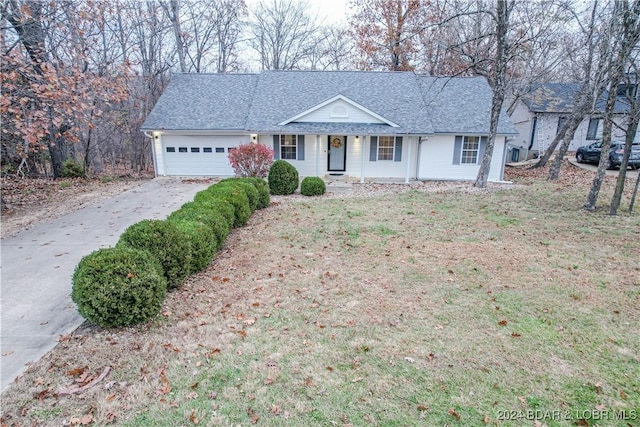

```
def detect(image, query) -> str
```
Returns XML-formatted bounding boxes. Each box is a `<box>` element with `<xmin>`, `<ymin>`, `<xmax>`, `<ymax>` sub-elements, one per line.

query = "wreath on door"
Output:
<box><xmin>331</xmin><ymin>137</ymin><xmax>343</xmax><ymax>149</ymax></box>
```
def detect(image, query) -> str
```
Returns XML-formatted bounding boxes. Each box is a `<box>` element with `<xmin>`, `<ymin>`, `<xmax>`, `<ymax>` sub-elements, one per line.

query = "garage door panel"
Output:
<box><xmin>161</xmin><ymin>135</ymin><xmax>245</xmax><ymax>176</ymax></box>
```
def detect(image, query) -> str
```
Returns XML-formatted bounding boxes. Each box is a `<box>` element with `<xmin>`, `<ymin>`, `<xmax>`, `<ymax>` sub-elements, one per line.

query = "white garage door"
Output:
<box><xmin>161</xmin><ymin>135</ymin><xmax>245</xmax><ymax>176</ymax></box>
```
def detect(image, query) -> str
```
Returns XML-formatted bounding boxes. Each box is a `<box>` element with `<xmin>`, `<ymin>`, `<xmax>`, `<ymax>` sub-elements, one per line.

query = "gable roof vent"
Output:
<box><xmin>331</xmin><ymin>105</ymin><xmax>349</xmax><ymax>118</ymax></box>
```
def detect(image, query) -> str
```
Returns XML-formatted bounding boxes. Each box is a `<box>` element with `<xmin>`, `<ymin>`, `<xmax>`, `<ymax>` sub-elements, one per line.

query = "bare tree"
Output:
<box><xmin>249</xmin><ymin>0</ymin><xmax>322</xmax><ymax>70</ymax></box>
<box><xmin>610</xmin><ymin>68</ymin><xmax>640</xmax><ymax>214</ymax></box>
<box><xmin>349</xmin><ymin>0</ymin><xmax>425</xmax><ymax>71</ymax></box>
<box><xmin>533</xmin><ymin>1</ymin><xmax>610</xmax><ymax>178</ymax></box>
<box><xmin>585</xmin><ymin>0</ymin><xmax>640</xmax><ymax>211</ymax></box>
<box><xmin>440</xmin><ymin>0</ymin><xmax>514</xmax><ymax>188</ymax></box>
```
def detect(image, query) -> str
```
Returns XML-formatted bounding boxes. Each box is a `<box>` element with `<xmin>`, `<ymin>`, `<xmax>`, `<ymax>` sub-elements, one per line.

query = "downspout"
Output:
<box><xmin>144</xmin><ymin>131</ymin><xmax>159</xmax><ymax>177</ymax></box>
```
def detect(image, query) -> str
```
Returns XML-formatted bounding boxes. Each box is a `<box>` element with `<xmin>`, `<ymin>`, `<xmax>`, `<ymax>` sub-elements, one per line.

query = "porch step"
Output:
<box><xmin>325</xmin><ymin>180</ymin><xmax>353</xmax><ymax>193</ymax></box>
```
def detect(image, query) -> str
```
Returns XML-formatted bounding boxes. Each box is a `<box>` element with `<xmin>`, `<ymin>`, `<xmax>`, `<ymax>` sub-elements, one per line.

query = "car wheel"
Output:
<box><xmin>576</xmin><ymin>153</ymin><xmax>584</xmax><ymax>163</ymax></box>
<box><xmin>606</xmin><ymin>158</ymin><xmax>614</xmax><ymax>170</ymax></box>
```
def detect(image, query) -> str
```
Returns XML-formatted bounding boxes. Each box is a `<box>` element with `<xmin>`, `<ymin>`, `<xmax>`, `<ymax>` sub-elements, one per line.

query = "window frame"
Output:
<box><xmin>586</xmin><ymin>118</ymin><xmax>600</xmax><ymax>140</ymax></box>
<box><xmin>460</xmin><ymin>136</ymin><xmax>480</xmax><ymax>165</ymax></box>
<box><xmin>377</xmin><ymin>136</ymin><xmax>395</xmax><ymax>161</ymax></box>
<box><xmin>280</xmin><ymin>134</ymin><xmax>297</xmax><ymax>160</ymax></box>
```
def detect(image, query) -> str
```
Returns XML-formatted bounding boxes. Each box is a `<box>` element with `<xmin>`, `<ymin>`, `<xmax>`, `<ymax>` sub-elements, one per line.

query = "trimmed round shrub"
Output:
<box><xmin>71</xmin><ymin>247</ymin><xmax>167</xmax><ymax>328</ymax></box>
<box><xmin>244</xmin><ymin>177</ymin><xmax>270</xmax><ymax>209</ymax></box>
<box><xmin>169</xmin><ymin>219</ymin><xmax>217</xmax><ymax>273</ymax></box>
<box><xmin>300</xmin><ymin>176</ymin><xmax>326</xmax><ymax>196</ymax></box>
<box><xmin>219</xmin><ymin>179</ymin><xmax>260</xmax><ymax>212</ymax></box>
<box><xmin>268</xmin><ymin>160</ymin><xmax>299</xmax><ymax>195</ymax></box>
<box><xmin>205</xmin><ymin>185</ymin><xmax>251</xmax><ymax>228</ymax></box>
<box><xmin>117</xmin><ymin>220</ymin><xmax>192</xmax><ymax>289</ymax></box>
<box><xmin>167</xmin><ymin>205</ymin><xmax>230</xmax><ymax>251</ymax></box>
<box><xmin>188</xmin><ymin>196</ymin><xmax>235</xmax><ymax>229</ymax></box>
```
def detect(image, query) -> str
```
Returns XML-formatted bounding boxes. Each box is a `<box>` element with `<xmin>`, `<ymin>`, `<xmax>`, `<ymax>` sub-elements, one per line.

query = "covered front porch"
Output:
<box><xmin>257</xmin><ymin>132</ymin><xmax>422</xmax><ymax>184</ymax></box>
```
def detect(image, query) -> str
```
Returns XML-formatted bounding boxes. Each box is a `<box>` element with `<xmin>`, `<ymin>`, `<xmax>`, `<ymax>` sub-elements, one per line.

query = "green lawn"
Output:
<box><xmin>1</xmin><ymin>173</ymin><xmax>639</xmax><ymax>427</ymax></box>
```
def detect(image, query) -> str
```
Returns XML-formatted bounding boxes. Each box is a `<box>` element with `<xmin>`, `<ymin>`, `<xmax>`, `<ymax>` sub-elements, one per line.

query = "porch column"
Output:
<box><xmin>405</xmin><ymin>136</ymin><xmax>412</xmax><ymax>184</ymax></box>
<box><xmin>315</xmin><ymin>135</ymin><xmax>321</xmax><ymax>176</ymax></box>
<box><xmin>360</xmin><ymin>135</ymin><xmax>367</xmax><ymax>183</ymax></box>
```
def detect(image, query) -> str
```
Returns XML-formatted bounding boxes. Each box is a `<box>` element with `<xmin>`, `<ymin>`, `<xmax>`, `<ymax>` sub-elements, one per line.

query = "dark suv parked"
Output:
<box><xmin>576</xmin><ymin>141</ymin><xmax>640</xmax><ymax>169</ymax></box>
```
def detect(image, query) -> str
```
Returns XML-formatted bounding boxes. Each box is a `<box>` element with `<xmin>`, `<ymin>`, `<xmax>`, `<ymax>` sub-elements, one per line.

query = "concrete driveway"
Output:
<box><xmin>0</xmin><ymin>177</ymin><xmax>211</xmax><ymax>393</ymax></box>
<box><xmin>568</xmin><ymin>157</ymin><xmax>640</xmax><ymax>179</ymax></box>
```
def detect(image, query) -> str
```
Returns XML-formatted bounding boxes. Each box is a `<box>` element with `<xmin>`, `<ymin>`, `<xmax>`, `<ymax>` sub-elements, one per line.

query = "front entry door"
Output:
<box><xmin>328</xmin><ymin>135</ymin><xmax>346</xmax><ymax>172</ymax></box>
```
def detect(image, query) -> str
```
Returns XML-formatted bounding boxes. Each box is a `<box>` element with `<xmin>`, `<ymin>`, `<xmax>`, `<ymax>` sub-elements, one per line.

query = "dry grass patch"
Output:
<box><xmin>1</xmin><ymin>165</ymin><xmax>639</xmax><ymax>426</ymax></box>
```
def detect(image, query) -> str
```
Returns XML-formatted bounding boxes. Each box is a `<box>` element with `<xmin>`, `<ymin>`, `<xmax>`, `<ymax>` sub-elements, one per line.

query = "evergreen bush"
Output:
<box><xmin>268</xmin><ymin>160</ymin><xmax>299</xmax><ymax>195</ymax></box>
<box><xmin>61</xmin><ymin>159</ymin><xmax>85</xmax><ymax>178</ymax></box>
<box><xmin>117</xmin><ymin>220</ymin><xmax>192</xmax><ymax>289</ymax></box>
<box><xmin>206</xmin><ymin>185</ymin><xmax>251</xmax><ymax>228</ymax></box>
<box><xmin>300</xmin><ymin>176</ymin><xmax>326</xmax><ymax>196</ymax></box>
<box><xmin>244</xmin><ymin>177</ymin><xmax>270</xmax><ymax>209</ymax></box>
<box><xmin>188</xmin><ymin>196</ymin><xmax>236</xmax><ymax>229</ymax></box>
<box><xmin>167</xmin><ymin>205</ymin><xmax>230</xmax><ymax>250</ymax></box>
<box><xmin>219</xmin><ymin>179</ymin><xmax>260</xmax><ymax>212</ymax></box>
<box><xmin>169</xmin><ymin>219</ymin><xmax>217</xmax><ymax>273</ymax></box>
<box><xmin>71</xmin><ymin>247</ymin><xmax>167</xmax><ymax>328</ymax></box>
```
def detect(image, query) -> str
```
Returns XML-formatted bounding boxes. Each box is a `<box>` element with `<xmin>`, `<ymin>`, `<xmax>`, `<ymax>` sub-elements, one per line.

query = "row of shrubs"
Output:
<box><xmin>71</xmin><ymin>177</ymin><xmax>270</xmax><ymax>328</ymax></box>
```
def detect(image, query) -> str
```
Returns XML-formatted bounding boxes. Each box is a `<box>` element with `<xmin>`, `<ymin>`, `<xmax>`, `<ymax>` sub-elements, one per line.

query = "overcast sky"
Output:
<box><xmin>245</xmin><ymin>0</ymin><xmax>351</xmax><ymax>24</ymax></box>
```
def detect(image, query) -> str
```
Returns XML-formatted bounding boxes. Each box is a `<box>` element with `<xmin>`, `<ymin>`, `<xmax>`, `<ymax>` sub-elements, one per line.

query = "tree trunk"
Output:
<box><xmin>584</xmin><ymin>78</ymin><xmax>620</xmax><ymax>210</ymax></box>
<box><xmin>585</xmin><ymin>0</ymin><xmax>640</xmax><ymax>210</ymax></box>
<box><xmin>610</xmin><ymin>115</ymin><xmax>640</xmax><ymax>215</ymax></box>
<box><xmin>475</xmin><ymin>0</ymin><xmax>509</xmax><ymax>188</ymax></box>
<box><xmin>548</xmin><ymin>111</ymin><xmax>588</xmax><ymax>180</ymax></box>
<box><xmin>629</xmin><ymin>170</ymin><xmax>640</xmax><ymax>212</ymax></box>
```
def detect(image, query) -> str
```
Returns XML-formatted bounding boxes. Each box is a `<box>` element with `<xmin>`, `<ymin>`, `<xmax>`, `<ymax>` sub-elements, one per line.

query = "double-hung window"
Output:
<box><xmin>274</xmin><ymin>135</ymin><xmax>305</xmax><ymax>160</ymax></box>
<box><xmin>461</xmin><ymin>136</ymin><xmax>480</xmax><ymax>164</ymax></box>
<box><xmin>377</xmin><ymin>136</ymin><xmax>395</xmax><ymax>161</ymax></box>
<box><xmin>280</xmin><ymin>135</ymin><xmax>297</xmax><ymax>160</ymax></box>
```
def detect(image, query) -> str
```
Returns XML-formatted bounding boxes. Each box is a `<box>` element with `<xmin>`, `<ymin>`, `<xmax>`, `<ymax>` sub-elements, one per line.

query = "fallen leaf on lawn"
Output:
<box><xmin>105</xmin><ymin>393</ymin><xmax>116</xmax><ymax>402</ymax></box>
<box><xmin>417</xmin><ymin>405</ymin><xmax>428</xmax><ymax>411</ymax></box>
<box><xmin>594</xmin><ymin>382</ymin><xmax>602</xmax><ymax>393</ymax></box>
<box><xmin>67</xmin><ymin>366</ymin><xmax>89</xmax><ymax>377</ymax></box>
<box><xmin>434</xmin><ymin>324</ymin><xmax>444</xmax><ymax>330</ymax></box>
<box><xmin>34</xmin><ymin>389</ymin><xmax>51</xmax><ymax>401</ymax></box>
<box><xmin>484</xmin><ymin>414</ymin><xmax>490</xmax><ymax>424</ymax></box>
<box><xmin>448</xmin><ymin>408</ymin><xmax>461</xmax><ymax>421</ymax></box>
<box><xmin>405</xmin><ymin>357</ymin><xmax>415</xmax><ymax>363</ymax></box>
<box><xmin>189</xmin><ymin>410</ymin><xmax>199</xmax><ymax>425</ymax></box>
<box><xmin>498</xmin><ymin>320</ymin><xmax>508</xmax><ymax>326</ymax></box>
<box><xmin>244</xmin><ymin>318</ymin><xmax>256</xmax><ymax>326</ymax></box>
<box><xmin>186</xmin><ymin>392</ymin><xmax>198</xmax><ymax>399</ymax></box>
<box><xmin>105</xmin><ymin>411</ymin><xmax>117</xmax><ymax>424</ymax></box>
<box><xmin>156</xmin><ymin>370</ymin><xmax>171</xmax><ymax>395</ymax></box>
<box><xmin>511</xmin><ymin>332</ymin><xmax>521</xmax><ymax>338</ymax></box>
<box><xmin>271</xmin><ymin>404</ymin><xmax>282</xmax><ymax>415</ymax></box>
<box><xmin>620</xmin><ymin>389</ymin><xmax>627</xmax><ymax>399</ymax></box>
<box><xmin>575</xmin><ymin>419</ymin><xmax>589</xmax><ymax>427</ymax></box>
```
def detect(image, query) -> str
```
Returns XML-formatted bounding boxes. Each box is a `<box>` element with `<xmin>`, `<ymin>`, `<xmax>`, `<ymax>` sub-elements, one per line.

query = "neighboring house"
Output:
<box><xmin>509</xmin><ymin>82</ymin><xmax>638</xmax><ymax>161</ymax></box>
<box><xmin>141</xmin><ymin>71</ymin><xmax>517</xmax><ymax>182</ymax></box>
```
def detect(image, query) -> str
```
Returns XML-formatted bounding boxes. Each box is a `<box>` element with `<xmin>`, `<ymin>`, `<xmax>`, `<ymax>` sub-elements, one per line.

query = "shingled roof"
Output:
<box><xmin>521</xmin><ymin>82</ymin><xmax>633</xmax><ymax>114</ymax></box>
<box><xmin>142</xmin><ymin>71</ymin><xmax>518</xmax><ymax>135</ymax></box>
